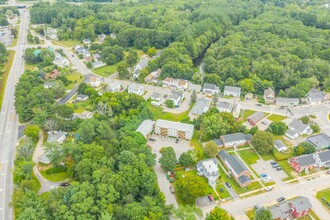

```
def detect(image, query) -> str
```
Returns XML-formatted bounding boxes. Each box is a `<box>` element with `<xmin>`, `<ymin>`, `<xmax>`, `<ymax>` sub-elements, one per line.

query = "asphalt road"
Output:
<box><xmin>0</xmin><ymin>8</ymin><xmax>28</xmax><ymax>220</ymax></box>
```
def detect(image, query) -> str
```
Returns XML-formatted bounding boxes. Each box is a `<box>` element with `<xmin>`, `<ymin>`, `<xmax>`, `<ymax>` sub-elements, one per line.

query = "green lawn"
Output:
<box><xmin>245</xmin><ymin>209</ymin><xmax>255</xmax><ymax>220</ymax></box>
<box><xmin>92</xmin><ymin>63</ymin><xmax>119</xmax><ymax>77</ymax></box>
<box><xmin>243</xmin><ymin>109</ymin><xmax>256</xmax><ymax>120</ymax></box>
<box><xmin>273</xmin><ymin>148</ymin><xmax>294</xmax><ymax>161</ymax></box>
<box><xmin>267</xmin><ymin>114</ymin><xmax>287</xmax><ymax>122</ymax></box>
<box><xmin>65</xmin><ymin>72</ymin><xmax>83</xmax><ymax>90</ymax></box>
<box><xmin>258</xmin><ymin>152</ymin><xmax>275</xmax><ymax>161</ymax></box>
<box><xmin>316</xmin><ymin>188</ymin><xmax>330</xmax><ymax>211</ymax></box>
<box><xmin>237</xmin><ymin>149</ymin><xmax>260</xmax><ymax>166</ymax></box>
<box><xmin>190</xmin><ymin>130</ymin><xmax>207</xmax><ymax>160</ymax></box>
<box><xmin>216</xmin><ymin>182</ymin><xmax>231</xmax><ymax>199</ymax></box>
<box><xmin>277</xmin><ymin>160</ymin><xmax>294</xmax><ymax>181</ymax></box>
<box><xmin>40</xmin><ymin>170</ymin><xmax>69</xmax><ymax>182</ymax></box>
<box><xmin>148</xmin><ymin>103</ymin><xmax>191</xmax><ymax>122</ymax></box>
<box><xmin>0</xmin><ymin>50</ymin><xmax>15</xmax><ymax>109</ymax></box>
<box><xmin>67</xmin><ymin>100</ymin><xmax>90</xmax><ymax>113</ymax></box>
<box><xmin>56</xmin><ymin>40</ymin><xmax>81</xmax><ymax>48</ymax></box>
<box><xmin>274</xmin><ymin>135</ymin><xmax>293</xmax><ymax>146</ymax></box>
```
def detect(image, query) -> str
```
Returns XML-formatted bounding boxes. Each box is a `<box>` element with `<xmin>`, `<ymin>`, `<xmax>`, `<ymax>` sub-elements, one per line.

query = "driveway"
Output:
<box><xmin>252</xmin><ymin>159</ymin><xmax>287</xmax><ymax>187</ymax></box>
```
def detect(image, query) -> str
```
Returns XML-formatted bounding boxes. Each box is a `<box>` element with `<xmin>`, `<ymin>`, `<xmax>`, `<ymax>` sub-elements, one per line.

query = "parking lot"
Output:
<box><xmin>252</xmin><ymin>159</ymin><xmax>288</xmax><ymax>187</ymax></box>
<box><xmin>0</xmin><ymin>30</ymin><xmax>13</xmax><ymax>47</ymax></box>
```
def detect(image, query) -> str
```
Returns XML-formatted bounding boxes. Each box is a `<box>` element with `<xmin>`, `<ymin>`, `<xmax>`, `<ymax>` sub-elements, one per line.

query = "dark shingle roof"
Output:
<box><xmin>290</xmin><ymin>196</ymin><xmax>312</xmax><ymax>213</ymax></box>
<box><xmin>213</xmin><ymin>139</ymin><xmax>223</xmax><ymax>146</ymax></box>
<box><xmin>222</xmin><ymin>133</ymin><xmax>246</xmax><ymax>143</ymax></box>
<box><xmin>296</xmin><ymin>154</ymin><xmax>315</xmax><ymax>167</ymax></box>
<box><xmin>203</xmin><ymin>83</ymin><xmax>218</xmax><ymax>90</ymax></box>
<box><xmin>248</xmin><ymin>111</ymin><xmax>265</xmax><ymax>123</ymax></box>
<box><xmin>238</xmin><ymin>175</ymin><xmax>251</xmax><ymax>185</ymax></box>
<box><xmin>318</xmin><ymin>150</ymin><xmax>330</xmax><ymax>163</ymax></box>
<box><xmin>307</xmin><ymin>133</ymin><xmax>330</xmax><ymax>149</ymax></box>
<box><xmin>218</xmin><ymin>150</ymin><xmax>249</xmax><ymax>176</ymax></box>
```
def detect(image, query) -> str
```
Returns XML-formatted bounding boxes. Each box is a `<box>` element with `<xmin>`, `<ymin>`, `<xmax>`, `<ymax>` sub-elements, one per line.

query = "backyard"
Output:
<box><xmin>148</xmin><ymin>102</ymin><xmax>191</xmax><ymax>122</ymax></box>
<box><xmin>67</xmin><ymin>99</ymin><xmax>91</xmax><ymax>113</ymax></box>
<box><xmin>243</xmin><ymin>109</ymin><xmax>256</xmax><ymax>120</ymax></box>
<box><xmin>64</xmin><ymin>71</ymin><xmax>83</xmax><ymax>90</ymax></box>
<box><xmin>267</xmin><ymin>114</ymin><xmax>287</xmax><ymax>122</ymax></box>
<box><xmin>316</xmin><ymin>188</ymin><xmax>330</xmax><ymax>211</ymax></box>
<box><xmin>40</xmin><ymin>170</ymin><xmax>69</xmax><ymax>182</ymax></box>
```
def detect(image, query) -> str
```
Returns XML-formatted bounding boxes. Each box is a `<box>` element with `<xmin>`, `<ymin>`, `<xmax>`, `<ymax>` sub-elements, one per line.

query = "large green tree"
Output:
<box><xmin>159</xmin><ymin>147</ymin><xmax>177</xmax><ymax>171</ymax></box>
<box><xmin>206</xmin><ymin>207</ymin><xmax>234</xmax><ymax>220</ymax></box>
<box><xmin>176</xmin><ymin>175</ymin><xmax>208</xmax><ymax>205</ymax></box>
<box><xmin>251</xmin><ymin>131</ymin><xmax>274</xmax><ymax>154</ymax></box>
<box><xmin>254</xmin><ymin>208</ymin><xmax>272</xmax><ymax>220</ymax></box>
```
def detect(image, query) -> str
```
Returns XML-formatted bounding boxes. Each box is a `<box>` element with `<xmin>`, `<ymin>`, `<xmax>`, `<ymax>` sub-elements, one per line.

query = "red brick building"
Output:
<box><xmin>289</xmin><ymin>154</ymin><xmax>315</xmax><ymax>174</ymax></box>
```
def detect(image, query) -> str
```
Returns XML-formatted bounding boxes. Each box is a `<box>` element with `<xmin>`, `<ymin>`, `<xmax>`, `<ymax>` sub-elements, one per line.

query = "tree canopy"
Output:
<box><xmin>251</xmin><ymin>131</ymin><xmax>274</xmax><ymax>154</ymax></box>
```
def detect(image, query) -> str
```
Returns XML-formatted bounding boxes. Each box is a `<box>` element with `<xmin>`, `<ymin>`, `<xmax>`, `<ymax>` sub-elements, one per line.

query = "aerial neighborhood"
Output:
<box><xmin>1</xmin><ymin>1</ymin><xmax>330</xmax><ymax>220</ymax></box>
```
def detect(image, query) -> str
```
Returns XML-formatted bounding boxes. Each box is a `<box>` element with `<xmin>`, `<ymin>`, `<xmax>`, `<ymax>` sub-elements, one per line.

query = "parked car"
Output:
<box><xmin>276</xmin><ymin>167</ymin><xmax>282</xmax><ymax>171</ymax></box>
<box><xmin>260</xmin><ymin>174</ymin><xmax>268</xmax><ymax>178</ymax></box>
<box><xmin>255</xmin><ymin>103</ymin><xmax>262</xmax><ymax>106</ymax></box>
<box><xmin>225</xmin><ymin>182</ymin><xmax>231</xmax><ymax>188</ymax></box>
<box><xmin>148</xmin><ymin>138</ymin><xmax>156</xmax><ymax>142</ymax></box>
<box><xmin>59</xmin><ymin>182</ymin><xmax>70</xmax><ymax>187</ymax></box>
<box><xmin>277</xmin><ymin>197</ymin><xmax>285</xmax><ymax>202</ymax></box>
<box><xmin>265</xmin><ymin>186</ymin><xmax>273</xmax><ymax>192</ymax></box>
<box><xmin>169</xmin><ymin>184</ymin><xmax>175</xmax><ymax>194</ymax></box>
<box><xmin>270</xmin><ymin>161</ymin><xmax>277</xmax><ymax>165</ymax></box>
<box><xmin>175</xmin><ymin>138</ymin><xmax>179</xmax><ymax>143</ymax></box>
<box><xmin>272</xmin><ymin>164</ymin><xmax>279</xmax><ymax>168</ymax></box>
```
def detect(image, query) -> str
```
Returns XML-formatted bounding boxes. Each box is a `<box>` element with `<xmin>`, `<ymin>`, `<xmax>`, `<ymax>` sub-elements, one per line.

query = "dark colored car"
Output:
<box><xmin>225</xmin><ymin>182</ymin><xmax>231</xmax><ymax>188</ymax></box>
<box><xmin>175</xmin><ymin>138</ymin><xmax>179</xmax><ymax>143</ymax></box>
<box><xmin>272</xmin><ymin>164</ymin><xmax>279</xmax><ymax>168</ymax></box>
<box><xmin>277</xmin><ymin>197</ymin><xmax>285</xmax><ymax>202</ymax></box>
<box><xmin>276</xmin><ymin>167</ymin><xmax>282</xmax><ymax>171</ymax></box>
<box><xmin>60</xmin><ymin>182</ymin><xmax>70</xmax><ymax>187</ymax></box>
<box><xmin>148</xmin><ymin>138</ymin><xmax>156</xmax><ymax>142</ymax></box>
<box><xmin>270</xmin><ymin>161</ymin><xmax>277</xmax><ymax>165</ymax></box>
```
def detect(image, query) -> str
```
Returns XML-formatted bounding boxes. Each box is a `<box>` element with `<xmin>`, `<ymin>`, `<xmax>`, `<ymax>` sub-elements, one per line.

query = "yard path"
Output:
<box><xmin>33</xmin><ymin>132</ymin><xmax>59</xmax><ymax>194</ymax></box>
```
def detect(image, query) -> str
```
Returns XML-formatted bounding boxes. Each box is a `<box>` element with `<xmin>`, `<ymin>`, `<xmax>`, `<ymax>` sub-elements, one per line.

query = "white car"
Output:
<box><xmin>50</xmin><ymin>186</ymin><xmax>58</xmax><ymax>190</ymax></box>
<box><xmin>265</xmin><ymin>186</ymin><xmax>273</xmax><ymax>192</ymax></box>
<box><xmin>261</xmin><ymin>176</ymin><xmax>272</xmax><ymax>182</ymax></box>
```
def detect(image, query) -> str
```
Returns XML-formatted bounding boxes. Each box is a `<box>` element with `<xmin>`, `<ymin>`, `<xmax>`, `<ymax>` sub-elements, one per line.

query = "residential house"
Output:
<box><xmin>232</xmin><ymin>103</ymin><xmax>241</xmax><ymax>118</ymax></box>
<box><xmin>92</xmin><ymin>53</ymin><xmax>101</xmax><ymax>61</ymax></box>
<box><xmin>219</xmin><ymin>133</ymin><xmax>251</xmax><ymax>148</ymax></box>
<box><xmin>264</xmin><ymin>88</ymin><xmax>275</xmax><ymax>104</ymax></box>
<box><xmin>269</xmin><ymin>196</ymin><xmax>312</xmax><ymax>220</ymax></box>
<box><xmin>218</xmin><ymin>102</ymin><xmax>233</xmax><ymax>113</ymax></box>
<box><xmin>92</xmin><ymin>61</ymin><xmax>106</xmax><ymax>69</ymax></box>
<box><xmin>76</xmin><ymin>94</ymin><xmax>89</xmax><ymax>102</ymax></box>
<box><xmin>133</xmin><ymin>57</ymin><xmax>149</xmax><ymax>77</ymax></box>
<box><xmin>306</xmin><ymin>133</ymin><xmax>330</xmax><ymax>150</ymax></box>
<box><xmin>188</xmin><ymin>83</ymin><xmax>202</xmax><ymax>93</ymax></box>
<box><xmin>191</xmin><ymin>98</ymin><xmax>210</xmax><ymax>115</ymax></box>
<box><xmin>276</xmin><ymin>98</ymin><xmax>299</xmax><ymax>107</ymax></box>
<box><xmin>196</xmin><ymin>158</ymin><xmax>219</xmax><ymax>188</ymax></box>
<box><xmin>145</xmin><ymin>68</ymin><xmax>161</xmax><ymax>83</ymax></box>
<box><xmin>75</xmin><ymin>45</ymin><xmax>87</xmax><ymax>54</ymax></box>
<box><xmin>89</xmin><ymin>75</ymin><xmax>101</xmax><ymax>87</ymax></box>
<box><xmin>85</xmin><ymin>56</ymin><xmax>93</xmax><ymax>63</ymax></box>
<box><xmin>44</xmin><ymin>81</ymin><xmax>54</xmax><ymax>89</ymax></box>
<box><xmin>150</xmin><ymin>92</ymin><xmax>165</xmax><ymax>106</ymax></box>
<box><xmin>98</xmin><ymin>34</ymin><xmax>106</xmax><ymax>43</ymax></box>
<box><xmin>169</xmin><ymin>90</ymin><xmax>184</xmax><ymax>107</ymax></box>
<box><xmin>247</xmin><ymin>111</ymin><xmax>265</xmax><ymax>126</ymax></box>
<box><xmin>47</xmin><ymin>131</ymin><xmax>66</xmax><ymax>144</ymax></box>
<box><xmin>177</xmin><ymin>79</ymin><xmax>188</xmax><ymax>91</ymax></box>
<box><xmin>314</xmin><ymin>150</ymin><xmax>330</xmax><ymax>168</ymax></box>
<box><xmin>202</xmin><ymin>83</ymin><xmax>220</xmax><ymax>97</ymax></box>
<box><xmin>106</xmin><ymin>81</ymin><xmax>121</xmax><ymax>93</ymax></box>
<box><xmin>274</xmin><ymin>140</ymin><xmax>288</xmax><ymax>152</ymax></box>
<box><xmin>306</xmin><ymin>88</ymin><xmax>325</xmax><ymax>104</ymax></box>
<box><xmin>285</xmin><ymin>119</ymin><xmax>312</xmax><ymax>139</ymax></box>
<box><xmin>154</xmin><ymin>119</ymin><xmax>194</xmax><ymax>140</ymax></box>
<box><xmin>218</xmin><ymin>150</ymin><xmax>251</xmax><ymax>187</ymax></box>
<box><xmin>39</xmin><ymin>153</ymin><xmax>51</xmax><ymax>165</ymax></box>
<box><xmin>53</xmin><ymin>56</ymin><xmax>69</xmax><ymax>68</ymax></box>
<box><xmin>74</xmin><ymin>111</ymin><xmax>93</xmax><ymax>119</ymax></box>
<box><xmin>45</xmin><ymin>69</ymin><xmax>60</xmax><ymax>80</ymax></box>
<box><xmin>128</xmin><ymin>83</ymin><xmax>144</xmax><ymax>96</ymax></box>
<box><xmin>245</xmin><ymin>93</ymin><xmax>253</xmax><ymax>100</ymax></box>
<box><xmin>136</xmin><ymin>119</ymin><xmax>155</xmax><ymax>139</ymax></box>
<box><xmin>289</xmin><ymin>154</ymin><xmax>315</xmax><ymax>173</ymax></box>
<box><xmin>83</xmin><ymin>39</ymin><xmax>91</xmax><ymax>45</ymax></box>
<box><xmin>162</xmin><ymin>77</ymin><xmax>177</xmax><ymax>88</ymax></box>
<box><xmin>110</xmin><ymin>33</ymin><xmax>116</xmax><ymax>39</ymax></box>
<box><xmin>223</xmin><ymin>86</ymin><xmax>241</xmax><ymax>97</ymax></box>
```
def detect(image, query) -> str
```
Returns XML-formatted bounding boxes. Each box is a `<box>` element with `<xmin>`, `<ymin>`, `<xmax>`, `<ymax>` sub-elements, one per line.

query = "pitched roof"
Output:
<box><xmin>288</xmin><ymin>119</ymin><xmax>310</xmax><ymax>133</ymax></box>
<box><xmin>317</xmin><ymin>150</ymin><xmax>330</xmax><ymax>163</ymax></box>
<box><xmin>224</xmin><ymin>86</ymin><xmax>241</xmax><ymax>94</ymax></box>
<box><xmin>218</xmin><ymin>150</ymin><xmax>249</xmax><ymax>176</ymax></box>
<box><xmin>107</xmin><ymin>81</ymin><xmax>121</xmax><ymax>90</ymax></box>
<box><xmin>151</xmin><ymin>92</ymin><xmax>163</xmax><ymax>100</ymax></box>
<box><xmin>218</xmin><ymin>102</ymin><xmax>233</xmax><ymax>110</ymax></box>
<box><xmin>188</xmin><ymin>83</ymin><xmax>202</xmax><ymax>92</ymax></box>
<box><xmin>290</xmin><ymin>196</ymin><xmax>312</xmax><ymax>213</ymax></box>
<box><xmin>276</xmin><ymin>97</ymin><xmax>299</xmax><ymax>104</ymax></box>
<box><xmin>196</xmin><ymin>158</ymin><xmax>218</xmax><ymax>174</ymax></box>
<box><xmin>192</xmin><ymin>98</ymin><xmax>209</xmax><ymax>114</ymax></box>
<box><xmin>222</xmin><ymin>133</ymin><xmax>246</xmax><ymax>143</ymax></box>
<box><xmin>136</xmin><ymin>120</ymin><xmax>155</xmax><ymax>138</ymax></box>
<box><xmin>238</xmin><ymin>175</ymin><xmax>251</xmax><ymax>184</ymax></box>
<box><xmin>213</xmin><ymin>139</ymin><xmax>223</xmax><ymax>146</ymax></box>
<box><xmin>247</xmin><ymin>111</ymin><xmax>265</xmax><ymax>123</ymax></box>
<box><xmin>76</xmin><ymin>94</ymin><xmax>89</xmax><ymax>99</ymax></box>
<box><xmin>307</xmin><ymin>88</ymin><xmax>325</xmax><ymax>100</ymax></box>
<box><xmin>47</xmin><ymin>131</ymin><xmax>66</xmax><ymax>143</ymax></box>
<box><xmin>170</xmin><ymin>90</ymin><xmax>183</xmax><ymax>100</ymax></box>
<box><xmin>128</xmin><ymin>83</ymin><xmax>143</xmax><ymax>92</ymax></box>
<box><xmin>203</xmin><ymin>83</ymin><xmax>218</xmax><ymax>90</ymax></box>
<box><xmin>306</xmin><ymin>133</ymin><xmax>330</xmax><ymax>149</ymax></box>
<box><xmin>264</xmin><ymin>87</ymin><xmax>275</xmax><ymax>98</ymax></box>
<box><xmin>269</xmin><ymin>202</ymin><xmax>291</xmax><ymax>219</ymax></box>
<box><xmin>295</xmin><ymin>154</ymin><xmax>315</xmax><ymax>167</ymax></box>
<box><xmin>274</xmin><ymin>140</ymin><xmax>286</xmax><ymax>149</ymax></box>
<box><xmin>155</xmin><ymin>119</ymin><xmax>194</xmax><ymax>133</ymax></box>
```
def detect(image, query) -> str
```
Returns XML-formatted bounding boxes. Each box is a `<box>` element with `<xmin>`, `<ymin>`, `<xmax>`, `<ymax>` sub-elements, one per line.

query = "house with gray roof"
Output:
<box><xmin>218</xmin><ymin>150</ymin><xmax>251</xmax><ymax>187</ymax></box>
<box><xmin>188</xmin><ymin>83</ymin><xmax>202</xmax><ymax>93</ymax></box>
<box><xmin>47</xmin><ymin>131</ymin><xmax>66</xmax><ymax>144</ymax></box>
<box><xmin>44</xmin><ymin>81</ymin><xmax>54</xmax><ymax>89</ymax></box>
<box><xmin>264</xmin><ymin>87</ymin><xmax>275</xmax><ymax>104</ymax></box>
<box><xmin>218</xmin><ymin>102</ymin><xmax>233</xmax><ymax>113</ymax></box>
<box><xmin>247</xmin><ymin>111</ymin><xmax>265</xmax><ymax>126</ymax></box>
<box><xmin>306</xmin><ymin>133</ymin><xmax>330</xmax><ymax>150</ymax></box>
<box><xmin>39</xmin><ymin>153</ymin><xmax>51</xmax><ymax>165</ymax></box>
<box><xmin>202</xmin><ymin>83</ymin><xmax>220</xmax><ymax>96</ymax></box>
<box><xmin>223</xmin><ymin>86</ymin><xmax>241</xmax><ymax>97</ymax></box>
<box><xmin>76</xmin><ymin>94</ymin><xmax>89</xmax><ymax>102</ymax></box>
<box><xmin>289</xmin><ymin>154</ymin><xmax>315</xmax><ymax>173</ymax></box>
<box><xmin>169</xmin><ymin>90</ymin><xmax>184</xmax><ymax>107</ymax></box>
<box><xmin>276</xmin><ymin>97</ymin><xmax>299</xmax><ymax>107</ymax></box>
<box><xmin>232</xmin><ymin>103</ymin><xmax>241</xmax><ymax>118</ymax></box>
<box><xmin>106</xmin><ymin>81</ymin><xmax>121</xmax><ymax>92</ymax></box>
<box><xmin>136</xmin><ymin>120</ymin><xmax>155</xmax><ymax>139</ymax></box>
<box><xmin>154</xmin><ymin>119</ymin><xmax>194</xmax><ymax>140</ymax></box>
<box><xmin>306</xmin><ymin>88</ymin><xmax>325</xmax><ymax>104</ymax></box>
<box><xmin>269</xmin><ymin>200</ymin><xmax>291</xmax><ymax>219</ymax></box>
<box><xmin>196</xmin><ymin>158</ymin><xmax>219</xmax><ymax>188</ymax></box>
<box><xmin>128</xmin><ymin>83</ymin><xmax>144</xmax><ymax>96</ymax></box>
<box><xmin>191</xmin><ymin>98</ymin><xmax>210</xmax><ymax>115</ymax></box>
<box><xmin>269</xmin><ymin>196</ymin><xmax>312</xmax><ymax>219</ymax></box>
<box><xmin>274</xmin><ymin>140</ymin><xmax>288</xmax><ymax>152</ymax></box>
<box><xmin>285</xmin><ymin>119</ymin><xmax>312</xmax><ymax>139</ymax></box>
<box><xmin>150</xmin><ymin>92</ymin><xmax>165</xmax><ymax>106</ymax></box>
<box><xmin>314</xmin><ymin>150</ymin><xmax>330</xmax><ymax>168</ymax></box>
<box><xmin>220</xmin><ymin>133</ymin><xmax>251</xmax><ymax>148</ymax></box>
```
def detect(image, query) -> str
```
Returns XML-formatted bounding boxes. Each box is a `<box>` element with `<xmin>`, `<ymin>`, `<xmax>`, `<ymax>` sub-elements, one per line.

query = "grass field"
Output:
<box><xmin>277</xmin><ymin>160</ymin><xmax>294</xmax><ymax>180</ymax></box>
<box><xmin>65</xmin><ymin>72</ymin><xmax>83</xmax><ymax>90</ymax></box>
<box><xmin>216</xmin><ymin>182</ymin><xmax>231</xmax><ymax>199</ymax></box>
<box><xmin>267</xmin><ymin>114</ymin><xmax>287</xmax><ymax>122</ymax></box>
<box><xmin>147</xmin><ymin>103</ymin><xmax>191</xmax><ymax>121</ymax></box>
<box><xmin>56</xmin><ymin>40</ymin><xmax>81</xmax><ymax>48</ymax></box>
<box><xmin>92</xmin><ymin>63</ymin><xmax>119</xmax><ymax>77</ymax></box>
<box><xmin>316</xmin><ymin>188</ymin><xmax>330</xmax><ymax>211</ymax></box>
<box><xmin>0</xmin><ymin>50</ymin><xmax>15</xmax><ymax>109</ymax></box>
<box><xmin>243</xmin><ymin>109</ymin><xmax>256</xmax><ymax>120</ymax></box>
<box><xmin>40</xmin><ymin>170</ymin><xmax>69</xmax><ymax>182</ymax></box>
<box><xmin>273</xmin><ymin>148</ymin><xmax>294</xmax><ymax>161</ymax></box>
<box><xmin>67</xmin><ymin>100</ymin><xmax>90</xmax><ymax>113</ymax></box>
<box><xmin>237</xmin><ymin>149</ymin><xmax>260</xmax><ymax>166</ymax></box>
<box><xmin>245</xmin><ymin>209</ymin><xmax>255</xmax><ymax>219</ymax></box>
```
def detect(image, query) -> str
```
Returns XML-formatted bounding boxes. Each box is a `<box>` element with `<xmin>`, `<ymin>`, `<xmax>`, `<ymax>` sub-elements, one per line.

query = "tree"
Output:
<box><xmin>267</xmin><ymin>122</ymin><xmax>287</xmax><ymax>135</ymax></box>
<box><xmin>251</xmin><ymin>131</ymin><xmax>274</xmax><ymax>154</ymax></box>
<box><xmin>24</xmin><ymin>125</ymin><xmax>40</xmax><ymax>142</ymax></box>
<box><xmin>44</xmin><ymin>142</ymin><xmax>64</xmax><ymax>166</ymax></box>
<box><xmin>51</xmin><ymin>81</ymin><xmax>65</xmax><ymax>99</ymax></box>
<box><xmin>190</xmin><ymin>90</ymin><xmax>197</xmax><ymax>104</ymax></box>
<box><xmin>165</xmin><ymin>99</ymin><xmax>175</xmax><ymax>108</ymax></box>
<box><xmin>299</xmin><ymin>116</ymin><xmax>310</xmax><ymax>124</ymax></box>
<box><xmin>146</xmin><ymin>47</ymin><xmax>157</xmax><ymax>57</ymax></box>
<box><xmin>212</xmin><ymin>93</ymin><xmax>218</xmax><ymax>104</ymax></box>
<box><xmin>249</xmin><ymin>126</ymin><xmax>259</xmax><ymax>135</ymax></box>
<box><xmin>173</xmin><ymin>205</ymin><xmax>203</xmax><ymax>220</ymax></box>
<box><xmin>126</xmin><ymin>50</ymin><xmax>138</xmax><ymax>66</ymax></box>
<box><xmin>55</xmin><ymin>105</ymin><xmax>74</xmax><ymax>119</ymax></box>
<box><xmin>117</xmin><ymin>63</ymin><xmax>129</xmax><ymax>79</ymax></box>
<box><xmin>206</xmin><ymin>207</ymin><xmax>234</xmax><ymax>220</ymax></box>
<box><xmin>159</xmin><ymin>147</ymin><xmax>177</xmax><ymax>171</ymax></box>
<box><xmin>254</xmin><ymin>208</ymin><xmax>272</xmax><ymax>220</ymax></box>
<box><xmin>179</xmin><ymin>152</ymin><xmax>194</xmax><ymax>167</ymax></box>
<box><xmin>204</xmin><ymin>142</ymin><xmax>218</xmax><ymax>158</ymax></box>
<box><xmin>310</xmin><ymin>123</ymin><xmax>320</xmax><ymax>133</ymax></box>
<box><xmin>176</xmin><ymin>175</ymin><xmax>208</xmax><ymax>204</ymax></box>
<box><xmin>294</xmin><ymin>142</ymin><xmax>316</xmax><ymax>156</ymax></box>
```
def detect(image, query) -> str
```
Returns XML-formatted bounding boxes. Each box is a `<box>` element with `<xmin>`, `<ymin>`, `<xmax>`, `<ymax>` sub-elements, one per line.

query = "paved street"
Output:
<box><xmin>0</xmin><ymin>8</ymin><xmax>28</xmax><ymax>220</ymax></box>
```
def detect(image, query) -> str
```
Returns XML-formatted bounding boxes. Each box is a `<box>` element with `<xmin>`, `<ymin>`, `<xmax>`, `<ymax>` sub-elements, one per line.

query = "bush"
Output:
<box><xmin>46</xmin><ymin>166</ymin><xmax>67</xmax><ymax>174</ymax></box>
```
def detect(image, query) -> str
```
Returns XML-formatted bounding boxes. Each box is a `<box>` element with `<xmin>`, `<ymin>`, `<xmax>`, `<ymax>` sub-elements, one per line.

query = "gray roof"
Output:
<box><xmin>269</xmin><ymin>202</ymin><xmax>291</xmax><ymax>219</ymax></box>
<box><xmin>286</xmin><ymin>129</ymin><xmax>297</xmax><ymax>137</ymax></box>
<box><xmin>196</xmin><ymin>158</ymin><xmax>218</xmax><ymax>170</ymax></box>
<box><xmin>245</xmin><ymin>134</ymin><xmax>252</xmax><ymax>141</ymax></box>
<box><xmin>238</xmin><ymin>175</ymin><xmax>251</xmax><ymax>185</ymax></box>
<box><xmin>136</xmin><ymin>120</ymin><xmax>155</xmax><ymax>138</ymax></box>
<box><xmin>317</xmin><ymin>150</ymin><xmax>330</xmax><ymax>163</ymax></box>
<box><xmin>288</xmin><ymin>119</ymin><xmax>309</xmax><ymax>133</ymax></box>
<box><xmin>274</xmin><ymin>140</ymin><xmax>286</xmax><ymax>149</ymax></box>
<box><xmin>188</xmin><ymin>83</ymin><xmax>202</xmax><ymax>92</ymax></box>
<box><xmin>224</xmin><ymin>86</ymin><xmax>241</xmax><ymax>94</ymax></box>
<box><xmin>307</xmin><ymin>88</ymin><xmax>325</xmax><ymax>100</ymax></box>
<box><xmin>218</xmin><ymin>150</ymin><xmax>249</xmax><ymax>176</ymax></box>
<box><xmin>264</xmin><ymin>87</ymin><xmax>275</xmax><ymax>98</ymax></box>
<box><xmin>247</xmin><ymin>111</ymin><xmax>265</xmax><ymax>123</ymax></box>
<box><xmin>276</xmin><ymin>97</ymin><xmax>299</xmax><ymax>105</ymax></box>
<box><xmin>128</xmin><ymin>83</ymin><xmax>143</xmax><ymax>92</ymax></box>
<box><xmin>222</xmin><ymin>133</ymin><xmax>246</xmax><ymax>143</ymax></box>
<box><xmin>39</xmin><ymin>153</ymin><xmax>51</xmax><ymax>164</ymax></box>
<box><xmin>47</xmin><ymin>131</ymin><xmax>66</xmax><ymax>143</ymax></box>
<box><xmin>307</xmin><ymin>133</ymin><xmax>330</xmax><ymax>149</ymax></box>
<box><xmin>106</xmin><ymin>81</ymin><xmax>121</xmax><ymax>91</ymax></box>
<box><xmin>155</xmin><ymin>119</ymin><xmax>194</xmax><ymax>133</ymax></box>
<box><xmin>151</xmin><ymin>92</ymin><xmax>163</xmax><ymax>100</ymax></box>
<box><xmin>76</xmin><ymin>94</ymin><xmax>89</xmax><ymax>99</ymax></box>
<box><xmin>170</xmin><ymin>90</ymin><xmax>183</xmax><ymax>100</ymax></box>
<box><xmin>44</xmin><ymin>81</ymin><xmax>54</xmax><ymax>86</ymax></box>
<box><xmin>138</xmin><ymin>58</ymin><xmax>149</xmax><ymax>69</ymax></box>
<box><xmin>218</xmin><ymin>102</ymin><xmax>233</xmax><ymax>110</ymax></box>
<box><xmin>213</xmin><ymin>139</ymin><xmax>223</xmax><ymax>146</ymax></box>
<box><xmin>192</xmin><ymin>98</ymin><xmax>209</xmax><ymax>115</ymax></box>
<box><xmin>295</xmin><ymin>154</ymin><xmax>315</xmax><ymax>167</ymax></box>
<box><xmin>203</xmin><ymin>83</ymin><xmax>218</xmax><ymax>90</ymax></box>
<box><xmin>290</xmin><ymin>196</ymin><xmax>312</xmax><ymax>213</ymax></box>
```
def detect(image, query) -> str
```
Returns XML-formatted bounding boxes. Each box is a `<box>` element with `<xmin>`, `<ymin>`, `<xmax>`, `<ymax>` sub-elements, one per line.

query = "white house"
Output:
<box><xmin>136</xmin><ymin>119</ymin><xmax>155</xmax><ymax>139</ymax></box>
<box><xmin>177</xmin><ymin>79</ymin><xmax>188</xmax><ymax>91</ymax></box>
<box><xmin>83</xmin><ymin>39</ymin><xmax>91</xmax><ymax>45</ymax></box>
<box><xmin>74</xmin><ymin>111</ymin><xmax>93</xmax><ymax>119</ymax></box>
<box><xmin>223</xmin><ymin>86</ymin><xmax>241</xmax><ymax>97</ymax></box>
<box><xmin>314</xmin><ymin>150</ymin><xmax>330</xmax><ymax>168</ymax></box>
<box><xmin>191</xmin><ymin>98</ymin><xmax>210</xmax><ymax>115</ymax></box>
<box><xmin>154</xmin><ymin>119</ymin><xmax>194</xmax><ymax>140</ymax></box>
<box><xmin>89</xmin><ymin>75</ymin><xmax>101</xmax><ymax>87</ymax></box>
<box><xmin>47</xmin><ymin>131</ymin><xmax>66</xmax><ymax>144</ymax></box>
<box><xmin>274</xmin><ymin>140</ymin><xmax>288</xmax><ymax>152</ymax></box>
<box><xmin>306</xmin><ymin>88</ymin><xmax>325</xmax><ymax>104</ymax></box>
<box><xmin>285</xmin><ymin>119</ymin><xmax>313</xmax><ymax>139</ymax></box>
<box><xmin>218</xmin><ymin>102</ymin><xmax>233</xmax><ymax>113</ymax></box>
<box><xmin>196</xmin><ymin>159</ymin><xmax>219</xmax><ymax>188</ymax></box>
<box><xmin>232</xmin><ymin>103</ymin><xmax>241</xmax><ymax>118</ymax></box>
<box><xmin>106</xmin><ymin>81</ymin><xmax>121</xmax><ymax>92</ymax></box>
<box><xmin>150</xmin><ymin>92</ymin><xmax>165</xmax><ymax>106</ymax></box>
<box><xmin>163</xmin><ymin>77</ymin><xmax>178</xmax><ymax>88</ymax></box>
<box><xmin>220</xmin><ymin>133</ymin><xmax>252</xmax><ymax>148</ymax></box>
<box><xmin>76</xmin><ymin>94</ymin><xmax>89</xmax><ymax>102</ymax></box>
<box><xmin>188</xmin><ymin>83</ymin><xmax>202</xmax><ymax>93</ymax></box>
<box><xmin>202</xmin><ymin>83</ymin><xmax>220</xmax><ymax>96</ymax></box>
<box><xmin>169</xmin><ymin>90</ymin><xmax>184</xmax><ymax>107</ymax></box>
<box><xmin>44</xmin><ymin>81</ymin><xmax>54</xmax><ymax>89</ymax></box>
<box><xmin>128</xmin><ymin>83</ymin><xmax>144</xmax><ymax>96</ymax></box>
